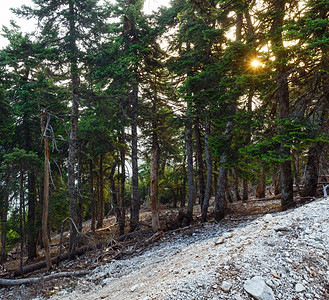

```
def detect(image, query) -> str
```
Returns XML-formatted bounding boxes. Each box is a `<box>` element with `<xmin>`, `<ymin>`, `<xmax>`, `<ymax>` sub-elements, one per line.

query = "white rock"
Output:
<box><xmin>220</xmin><ymin>281</ymin><xmax>232</xmax><ymax>293</ymax></box>
<box><xmin>214</xmin><ymin>237</ymin><xmax>225</xmax><ymax>245</ymax></box>
<box><xmin>234</xmin><ymin>294</ymin><xmax>244</xmax><ymax>300</ymax></box>
<box><xmin>295</xmin><ymin>283</ymin><xmax>305</xmax><ymax>292</ymax></box>
<box><xmin>313</xmin><ymin>244</ymin><xmax>325</xmax><ymax>250</ymax></box>
<box><xmin>273</xmin><ymin>225</ymin><xmax>290</xmax><ymax>232</ymax></box>
<box><xmin>244</xmin><ymin>276</ymin><xmax>275</xmax><ymax>300</ymax></box>
<box><xmin>263</xmin><ymin>214</ymin><xmax>273</xmax><ymax>223</ymax></box>
<box><xmin>130</xmin><ymin>284</ymin><xmax>139</xmax><ymax>292</ymax></box>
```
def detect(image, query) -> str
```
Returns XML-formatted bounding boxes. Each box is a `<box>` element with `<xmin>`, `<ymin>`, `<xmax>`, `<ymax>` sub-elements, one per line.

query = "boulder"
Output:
<box><xmin>244</xmin><ymin>276</ymin><xmax>275</xmax><ymax>300</ymax></box>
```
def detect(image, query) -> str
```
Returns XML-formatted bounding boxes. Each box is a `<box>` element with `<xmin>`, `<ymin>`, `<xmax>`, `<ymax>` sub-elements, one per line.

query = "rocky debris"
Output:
<box><xmin>244</xmin><ymin>276</ymin><xmax>275</xmax><ymax>300</ymax></box>
<box><xmin>220</xmin><ymin>281</ymin><xmax>232</xmax><ymax>293</ymax></box>
<box><xmin>295</xmin><ymin>283</ymin><xmax>305</xmax><ymax>293</ymax></box>
<box><xmin>2</xmin><ymin>198</ymin><xmax>329</xmax><ymax>300</ymax></box>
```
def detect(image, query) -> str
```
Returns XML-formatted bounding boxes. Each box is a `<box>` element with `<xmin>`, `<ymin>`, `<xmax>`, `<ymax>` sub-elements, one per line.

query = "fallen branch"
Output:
<box><xmin>0</xmin><ymin>270</ymin><xmax>88</xmax><ymax>286</ymax></box>
<box><xmin>10</xmin><ymin>242</ymin><xmax>103</xmax><ymax>278</ymax></box>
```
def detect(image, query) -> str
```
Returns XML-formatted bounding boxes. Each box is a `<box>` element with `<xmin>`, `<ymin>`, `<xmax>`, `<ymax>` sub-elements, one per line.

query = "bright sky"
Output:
<box><xmin>0</xmin><ymin>0</ymin><xmax>170</xmax><ymax>48</ymax></box>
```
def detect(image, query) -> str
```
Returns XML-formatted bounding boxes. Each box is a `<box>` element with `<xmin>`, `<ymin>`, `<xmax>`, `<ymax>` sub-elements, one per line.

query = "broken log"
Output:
<box><xmin>10</xmin><ymin>231</ymin><xmax>150</xmax><ymax>277</ymax></box>
<box><xmin>10</xmin><ymin>242</ymin><xmax>103</xmax><ymax>278</ymax></box>
<box><xmin>0</xmin><ymin>270</ymin><xmax>88</xmax><ymax>286</ymax></box>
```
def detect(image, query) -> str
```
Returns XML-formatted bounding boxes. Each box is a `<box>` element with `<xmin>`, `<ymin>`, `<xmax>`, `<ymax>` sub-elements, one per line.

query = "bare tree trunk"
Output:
<box><xmin>41</xmin><ymin>111</ymin><xmax>52</xmax><ymax>270</ymax></box>
<box><xmin>181</xmin><ymin>155</ymin><xmax>186</xmax><ymax>208</ymax></box>
<box><xmin>302</xmin><ymin>41</ymin><xmax>329</xmax><ymax>197</ymax></box>
<box><xmin>119</xmin><ymin>135</ymin><xmax>126</xmax><ymax>236</ymax></box>
<box><xmin>243</xmin><ymin>91</ymin><xmax>253</xmax><ymax>202</ymax></box>
<box><xmin>0</xmin><ymin>193</ymin><xmax>8</xmax><ymax>264</ymax></box>
<box><xmin>256</xmin><ymin>168</ymin><xmax>266</xmax><ymax>198</ymax></box>
<box><xmin>77</xmin><ymin>144</ymin><xmax>83</xmax><ymax>232</ymax></box>
<box><xmin>215</xmin><ymin>158</ymin><xmax>228</xmax><ymax>221</ymax></box>
<box><xmin>234</xmin><ymin>171</ymin><xmax>241</xmax><ymax>201</ymax></box>
<box><xmin>195</xmin><ymin>117</ymin><xmax>205</xmax><ymax>207</ymax></box>
<box><xmin>271</xmin><ymin>0</ymin><xmax>294</xmax><ymax>210</ymax></box>
<box><xmin>68</xmin><ymin>0</ymin><xmax>79</xmax><ymax>252</ymax></box>
<box><xmin>123</xmin><ymin>0</ymin><xmax>140</xmax><ymax>232</ymax></box>
<box><xmin>150</xmin><ymin>100</ymin><xmax>160</xmax><ymax>231</ymax></box>
<box><xmin>26</xmin><ymin>173</ymin><xmax>37</xmax><ymax>261</ymax></box>
<box><xmin>19</xmin><ymin>170</ymin><xmax>24</xmax><ymax>277</ymax></box>
<box><xmin>90</xmin><ymin>159</ymin><xmax>96</xmax><ymax>233</ymax></box>
<box><xmin>293</xmin><ymin>150</ymin><xmax>301</xmax><ymax>195</ymax></box>
<box><xmin>186</xmin><ymin>118</ymin><xmax>194</xmax><ymax>222</ymax></box>
<box><xmin>242</xmin><ymin>179</ymin><xmax>248</xmax><ymax>202</ymax></box>
<box><xmin>214</xmin><ymin>121</ymin><xmax>233</xmax><ymax>221</ymax></box>
<box><xmin>97</xmin><ymin>153</ymin><xmax>104</xmax><ymax>229</ymax></box>
<box><xmin>201</xmin><ymin>121</ymin><xmax>212</xmax><ymax>222</ymax></box>
<box><xmin>150</xmin><ymin>149</ymin><xmax>160</xmax><ymax>231</ymax></box>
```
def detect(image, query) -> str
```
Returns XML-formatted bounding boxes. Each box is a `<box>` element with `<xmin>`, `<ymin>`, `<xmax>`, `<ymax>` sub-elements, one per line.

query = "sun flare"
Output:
<box><xmin>251</xmin><ymin>59</ymin><xmax>261</xmax><ymax>68</ymax></box>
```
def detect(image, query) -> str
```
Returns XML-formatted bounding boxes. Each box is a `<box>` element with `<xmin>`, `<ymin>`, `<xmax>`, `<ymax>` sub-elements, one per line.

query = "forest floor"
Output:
<box><xmin>1</xmin><ymin>197</ymin><xmax>329</xmax><ymax>299</ymax></box>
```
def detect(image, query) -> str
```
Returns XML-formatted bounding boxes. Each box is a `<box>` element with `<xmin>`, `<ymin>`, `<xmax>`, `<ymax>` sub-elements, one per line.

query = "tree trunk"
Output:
<box><xmin>119</xmin><ymin>135</ymin><xmax>126</xmax><ymax>236</ymax></box>
<box><xmin>26</xmin><ymin>172</ymin><xmax>37</xmax><ymax>261</ymax></box>
<box><xmin>0</xmin><ymin>193</ymin><xmax>8</xmax><ymax>264</ymax></box>
<box><xmin>19</xmin><ymin>170</ymin><xmax>24</xmax><ymax>277</ymax></box>
<box><xmin>201</xmin><ymin>121</ymin><xmax>212</xmax><ymax>222</ymax></box>
<box><xmin>215</xmin><ymin>158</ymin><xmax>228</xmax><ymax>221</ymax></box>
<box><xmin>214</xmin><ymin>120</ymin><xmax>233</xmax><ymax>221</ymax></box>
<box><xmin>150</xmin><ymin>100</ymin><xmax>160</xmax><ymax>232</ymax></box>
<box><xmin>234</xmin><ymin>169</ymin><xmax>241</xmax><ymax>201</ymax></box>
<box><xmin>302</xmin><ymin>40</ymin><xmax>329</xmax><ymax>197</ymax></box>
<box><xmin>68</xmin><ymin>0</ymin><xmax>79</xmax><ymax>252</ymax></box>
<box><xmin>256</xmin><ymin>168</ymin><xmax>266</xmax><ymax>198</ymax></box>
<box><xmin>195</xmin><ymin>117</ymin><xmax>205</xmax><ymax>207</ymax></box>
<box><xmin>302</xmin><ymin>144</ymin><xmax>323</xmax><ymax>197</ymax></box>
<box><xmin>242</xmin><ymin>179</ymin><xmax>248</xmax><ymax>202</ymax></box>
<box><xmin>293</xmin><ymin>150</ymin><xmax>301</xmax><ymax>195</ymax></box>
<box><xmin>181</xmin><ymin>155</ymin><xmax>187</xmax><ymax>208</ymax></box>
<box><xmin>150</xmin><ymin>149</ymin><xmax>160</xmax><ymax>231</ymax></box>
<box><xmin>97</xmin><ymin>153</ymin><xmax>104</xmax><ymax>229</ymax></box>
<box><xmin>271</xmin><ymin>0</ymin><xmax>294</xmax><ymax>210</ymax></box>
<box><xmin>41</xmin><ymin>111</ymin><xmax>52</xmax><ymax>271</ymax></box>
<box><xmin>124</xmin><ymin>0</ymin><xmax>140</xmax><ymax>232</ymax></box>
<box><xmin>186</xmin><ymin>118</ymin><xmax>194</xmax><ymax>222</ymax></box>
<box><xmin>77</xmin><ymin>144</ymin><xmax>83</xmax><ymax>232</ymax></box>
<box><xmin>90</xmin><ymin>159</ymin><xmax>96</xmax><ymax>233</ymax></box>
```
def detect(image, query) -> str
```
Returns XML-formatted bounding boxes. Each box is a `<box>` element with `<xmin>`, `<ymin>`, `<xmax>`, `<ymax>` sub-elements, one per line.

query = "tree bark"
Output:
<box><xmin>77</xmin><ymin>144</ymin><xmax>83</xmax><ymax>232</ymax></box>
<box><xmin>150</xmin><ymin>100</ymin><xmax>160</xmax><ymax>231</ymax></box>
<box><xmin>214</xmin><ymin>121</ymin><xmax>233</xmax><ymax>221</ymax></box>
<box><xmin>97</xmin><ymin>153</ymin><xmax>104</xmax><ymax>229</ymax></box>
<box><xmin>123</xmin><ymin>0</ymin><xmax>140</xmax><ymax>232</ymax></box>
<box><xmin>26</xmin><ymin>172</ymin><xmax>37</xmax><ymax>261</ymax></box>
<box><xmin>19</xmin><ymin>170</ymin><xmax>24</xmax><ymax>277</ymax></box>
<box><xmin>41</xmin><ymin>111</ymin><xmax>52</xmax><ymax>271</ymax></box>
<box><xmin>0</xmin><ymin>193</ymin><xmax>8</xmax><ymax>264</ymax></box>
<box><xmin>242</xmin><ymin>179</ymin><xmax>248</xmax><ymax>202</ymax></box>
<box><xmin>302</xmin><ymin>38</ymin><xmax>329</xmax><ymax>197</ymax></box>
<box><xmin>90</xmin><ymin>159</ymin><xmax>96</xmax><ymax>233</ymax></box>
<box><xmin>256</xmin><ymin>168</ymin><xmax>266</xmax><ymax>198</ymax></box>
<box><xmin>186</xmin><ymin>117</ymin><xmax>195</xmax><ymax>222</ymax></box>
<box><xmin>201</xmin><ymin>121</ymin><xmax>212</xmax><ymax>222</ymax></box>
<box><xmin>68</xmin><ymin>0</ymin><xmax>79</xmax><ymax>252</ymax></box>
<box><xmin>119</xmin><ymin>135</ymin><xmax>126</xmax><ymax>236</ymax></box>
<box><xmin>271</xmin><ymin>0</ymin><xmax>294</xmax><ymax>210</ymax></box>
<box><xmin>181</xmin><ymin>155</ymin><xmax>187</xmax><ymax>208</ymax></box>
<box><xmin>195</xmin><ymin>117</ymin><xmax>205</xmax><ymax>207</ymax></box>
<box><xmin>150</xmin><ymin>149</ymin><xmax>160</xmax><ymax>231</ymax></box>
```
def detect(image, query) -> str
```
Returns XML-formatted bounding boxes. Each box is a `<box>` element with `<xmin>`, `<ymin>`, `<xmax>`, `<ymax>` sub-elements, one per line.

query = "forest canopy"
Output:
<box><xmin>0</xmin><ymin>0</ymin><xmax>328</xmax><ymax>267</ymax></box>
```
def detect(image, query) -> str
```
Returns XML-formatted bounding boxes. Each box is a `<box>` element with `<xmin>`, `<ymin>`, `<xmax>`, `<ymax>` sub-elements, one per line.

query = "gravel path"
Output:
<box><xmin>49</xmin><ymin>198</ymin><xmax>329</xmax><ymax>299</ymax></box>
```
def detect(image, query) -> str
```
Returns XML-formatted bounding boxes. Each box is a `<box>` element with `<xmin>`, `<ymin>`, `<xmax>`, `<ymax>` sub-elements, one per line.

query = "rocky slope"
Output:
<box><xmin>2</xmin><ymin>198</ymin><xmax>329</xmax><ymax>299</ymax></box>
